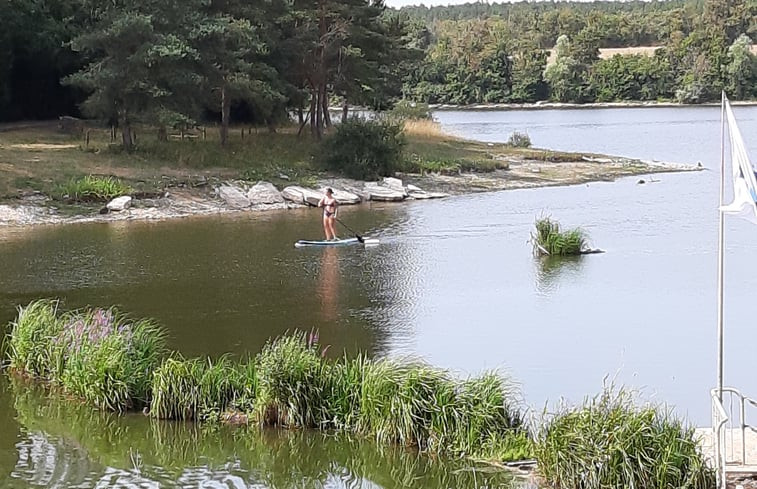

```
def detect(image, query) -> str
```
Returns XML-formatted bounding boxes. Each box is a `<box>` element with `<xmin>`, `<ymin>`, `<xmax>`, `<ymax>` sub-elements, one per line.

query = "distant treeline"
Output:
<box><xmin>398</xmin><ymin>0</ymin><xmax>757</xmax><ymax>104</ymax></box>
<box><xmin>1</xmin><ymin>0</ymin><xmax>756</xmax><ymax>140</ymax></box>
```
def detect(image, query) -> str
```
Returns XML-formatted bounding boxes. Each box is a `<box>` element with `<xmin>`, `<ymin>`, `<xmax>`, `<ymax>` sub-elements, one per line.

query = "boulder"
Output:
<box><xmin>218</xmin><ymin>185</ymin><xmax>251</xmax><ymax>209</ymax></box>
<box><xmin>247</xmin><ymin>181</ymin><xmax>283</xmax><ymax>205</ymax></box>
<box><xmin>281</xmin><ymin>186</ymin><xmax>322</xmax><ymax>206</ymax></box>
<box><xmin>318</xmin><ymin>187</ymin><xmax>361</xmax><ymax>205</ymax></box>
<box><xmin>406</xmin><ymin>184</ymin><xmax>422</xmax><ymax>192</ymax></box>
<box><xmin>407</xmin><ymin>190</ymin><xmax>449</xmax><ymax>200</ymax></box>
<box><xmin>364</xmin><ymin>183</ymin><xmax>405</xmax><ymax>202</ymax></box>
<box><xmin>106</xmin><ymin>196</ymin><xmax>132</xmax><ymax>212</ymax></box>
<box><xmin>381</xmin><ymin>177</ymin><xmax>406</xmax><ymax>194</ymax></box>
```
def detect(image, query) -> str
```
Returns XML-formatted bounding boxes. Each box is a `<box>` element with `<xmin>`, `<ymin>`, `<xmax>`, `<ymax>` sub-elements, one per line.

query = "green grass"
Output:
<box><xmin>6</xmin><ymin>299</ymin><xmax>166</xmax><ymax>411</ymax></box>
<box><xmin>254</xmin><ymin>331</ymin><xmax>329</xmax><ymax>428</ymax></box>
<box><xmin>151</xmin><ymin>355</ymin><xmax>255</xmax><ymax>421</ymax></box>
<box><xmin>535</xmin><ymin>388</ymin><xmax>714</xmax><ymax>489</ymax></box>
<box><xmin>530</xmin><ymin>216</ymin><xmax>588</xmax><ymax>256</ymax></box>
<box><xmin>55</xmin><ymin>175</ymin><xmax>133</xmax><ymax>202</ymax></box>
<box><xmin>6</xmin><ymin>299</ymin><xmax>63</xmax><ymax>379</ymax></box>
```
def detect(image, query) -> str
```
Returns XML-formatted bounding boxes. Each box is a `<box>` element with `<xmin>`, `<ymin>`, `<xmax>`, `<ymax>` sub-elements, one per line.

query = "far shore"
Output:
<box><xmin>427</xmin><ymin>100</ymin><xmax>757</xmax><ymax>111</ymax></box>
<box><xmin>0</xmin><ymin>120</ymin><xmax>705</xmax><ymax>229</ymax></box>
<box><xmin>0</xmin><ymin>156</ymin><xmax>701</xmax><ymax>229</ymax></box>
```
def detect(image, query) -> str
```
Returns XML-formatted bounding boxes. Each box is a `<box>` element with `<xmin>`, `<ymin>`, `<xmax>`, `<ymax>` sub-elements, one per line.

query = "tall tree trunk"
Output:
<box><xmin>311</xmin><ymin>88</ymin><xmax>319</xmax><ymax>139</ymax></box>
<box><xmin>119</xmin><ymin>112</ymin><xmax>132</xmax><ymax>152</ymax></box>
<box><xmin>298</xmin><ymin>106</ymin><xmax>304</xmax><ymax>126</ymax></box>
<box><xmin>220</xmin><ymin>85</ymin><xmax>230</xmax><ymax>147</ymax></box>
<box><xmin>342</xmin><ymin>102</ymin><xmax>349</xmax><ymax>124</ymax></box>
<box><xmin>322</xmin><ymin>87</ymin><xmax>331</xmax><ymax>128</ymax></box>
<box><xmin>298</xmin><ymin>106</ymin><xmax>312</xmax><ymax>137</ymax></box>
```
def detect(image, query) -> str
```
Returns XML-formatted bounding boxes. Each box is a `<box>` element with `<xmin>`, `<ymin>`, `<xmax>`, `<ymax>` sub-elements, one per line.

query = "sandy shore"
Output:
<box><xmin>0</xmin><ymin>156</ymin><xmax>701</xmax><ymax>229</ymax></box>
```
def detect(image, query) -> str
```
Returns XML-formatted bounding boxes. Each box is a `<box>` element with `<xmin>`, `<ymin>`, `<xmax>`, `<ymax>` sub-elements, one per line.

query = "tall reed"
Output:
<box><xmin>535</xmin><ymin>388</ymin><xmax>715</xmax><ymax>489</ymax></box>
<box><xmin>151</xmin><ymin>355</ymin><xmax>255</xmax><ymax>421</ymax></box>
<box><xmin>531</xmin><ymin>216</ymin><xmax>587</xmax><ymax>256</ymax></box>
<box><xmin>254</xmin><ymin>331</ymin><xmax>328</xmax><ymax>427</ymax></box>
<box><xmin>6</xmin><ymin>300</ymin><xmax>62</xmax><ymax>378</ymax></box>
<box><xmin>6</xmin><ymin>299</ymin><xmax>166</xmax><ymax>411</ymax></box>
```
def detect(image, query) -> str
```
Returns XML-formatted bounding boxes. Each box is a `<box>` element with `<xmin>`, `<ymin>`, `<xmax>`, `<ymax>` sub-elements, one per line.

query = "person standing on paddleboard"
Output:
<box><xmin>318</xmin><ymin>188</ymin><xmax>339</xmax><ymax>241</ymax></box>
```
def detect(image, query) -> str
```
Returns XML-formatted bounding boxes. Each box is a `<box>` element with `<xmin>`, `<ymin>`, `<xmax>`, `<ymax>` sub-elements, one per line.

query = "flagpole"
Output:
<box><xmin>717</xmin><ymin>91</ymin><xmax>726</xmax><ymax>402</ymax></box>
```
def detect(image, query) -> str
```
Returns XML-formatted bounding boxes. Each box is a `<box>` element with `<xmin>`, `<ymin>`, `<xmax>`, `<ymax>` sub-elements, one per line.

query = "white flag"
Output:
<box><xmin>720</xmin><ymin>95</ymin><xmax>757</xmax><ymax>223</ymax></box>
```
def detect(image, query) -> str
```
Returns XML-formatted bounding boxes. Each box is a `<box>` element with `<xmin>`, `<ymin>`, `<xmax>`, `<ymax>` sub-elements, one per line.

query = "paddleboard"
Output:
<box><xmin>295</xmin><ymin>237</ymin><xmax>360</xmax><ymax>247</ymax></box>
<box><xmin>294</xmin><ymin>237</ymin><xmax>379</xmax><ymax>247</ymax></box>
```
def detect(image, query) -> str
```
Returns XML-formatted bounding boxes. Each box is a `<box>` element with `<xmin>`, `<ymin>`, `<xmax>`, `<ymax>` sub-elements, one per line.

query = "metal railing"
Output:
<box><xmin>711</xmin><ymin>387</ymin><xmax>757</xmax><ymax>489</ymax></box>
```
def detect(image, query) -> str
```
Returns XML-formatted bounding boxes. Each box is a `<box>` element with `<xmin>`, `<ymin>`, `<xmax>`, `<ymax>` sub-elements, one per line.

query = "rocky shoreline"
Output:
<box><xmin>0</xmin><ymin>155</ymin><xmax>702</xmax><ymax>228</ymax></box>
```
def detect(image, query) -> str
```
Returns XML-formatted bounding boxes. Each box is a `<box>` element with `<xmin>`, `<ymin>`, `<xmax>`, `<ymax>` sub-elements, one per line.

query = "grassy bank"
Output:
<box><xmin>3</xmin><ymin>299</ymin><xmax>715</xmax><ymax>484</ymax></box>
<box><xmin>1</xmin><ymin>119</ymin><xmax>601</xmax><ymax>202</ymax></box>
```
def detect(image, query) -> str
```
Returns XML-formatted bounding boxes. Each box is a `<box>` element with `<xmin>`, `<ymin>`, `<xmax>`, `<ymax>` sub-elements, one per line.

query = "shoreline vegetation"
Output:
<box><xmin>3</xmin><ymin>299</ymin><xmax>715</xmax><ymax>488</ymax></box>
<box><xmin>0</xmin><ymin>119</ymin><xmax>700</xmax><ymax>229</ymax></box>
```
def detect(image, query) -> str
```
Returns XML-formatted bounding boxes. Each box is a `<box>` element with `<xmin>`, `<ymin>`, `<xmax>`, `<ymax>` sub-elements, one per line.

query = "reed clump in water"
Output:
<box><xmin>150</xmin><ymin>355</ymin><xmax>256</xmax><ymax>421</ymax></box>
<box><xmin>5</xmin><ymin>299</ymin><xmax>166</xmax><ymax>411</ymax></box>
<box><xmin>531</xmin><ymin>216</ymin><xmax>587</xmax><ymax>256</ymax></box>
<box><xmin>4</xmin><ymin>302</ymin><xmax>531</xmax><ymax>461</ymax></box>
<box><xmin>534</xmin><ymin>388</ymin><xmax>714</xmax><ymax>489</ymax></box>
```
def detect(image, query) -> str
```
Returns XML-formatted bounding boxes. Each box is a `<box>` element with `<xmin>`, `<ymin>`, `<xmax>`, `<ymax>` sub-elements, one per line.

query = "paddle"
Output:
<box><xmin>300</xmin><ymin>195</ymin><xmax>364</xmax><ymax>243</ymax></box>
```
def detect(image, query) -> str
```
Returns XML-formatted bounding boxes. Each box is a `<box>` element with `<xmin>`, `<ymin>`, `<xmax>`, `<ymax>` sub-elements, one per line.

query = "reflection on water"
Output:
<box><xmin>533</xmin><ymin>256</ymin><xmax>585</xmax><ymax>296</ymax></box>
<box><xmin>4</xmin><ymin>376</ymin><xmax>522</xmax><ymax>489</ymax></box>
<box><xmin>317</xmin><ymin>247</ymin><xmax>340</xmax><ymax>322</ymax></box>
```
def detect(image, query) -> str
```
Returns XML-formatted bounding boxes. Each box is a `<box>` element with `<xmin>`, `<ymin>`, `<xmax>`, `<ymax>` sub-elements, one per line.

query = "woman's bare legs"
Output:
<box><xmin>323</xmin><ymin>215</ymin><xmax>333</xmax><ymax>240</ymax></box>
<box><xmin>327</xmin><ymin>217</ymin><xmax>338</xmax><ymax>240</ymax></box>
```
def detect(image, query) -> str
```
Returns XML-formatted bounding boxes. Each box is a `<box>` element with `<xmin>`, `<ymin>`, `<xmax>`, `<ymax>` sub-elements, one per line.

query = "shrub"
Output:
<box><xmin>530</xmin><ymin>216</ymin><xmax>587</xmax><ymax>256</ymax></box>
<box><xmin>507</xmin><ymin>131</ymin><xmax>532</xmax><ymax>148</ymax></box>
<box><xmin>56</xmin><ymin>175</ymin><xmax>132</xmax><ymax>202</ymax></box>
<box><xmin>320</xmin><ymin>118</ymin><xmax>405</xmax><ymax>180</ymax></box>
<box><xmin>535</xmin><ymin>388</ymin><xmax>715</xmax><ymax>489</ymax></box>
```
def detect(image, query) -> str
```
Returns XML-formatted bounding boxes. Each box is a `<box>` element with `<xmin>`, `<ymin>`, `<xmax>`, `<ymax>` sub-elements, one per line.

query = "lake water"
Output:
<box><xmin>1</xmin><ymin>105</ymin><xmax>757</xmax><ymax>488</ymax></box>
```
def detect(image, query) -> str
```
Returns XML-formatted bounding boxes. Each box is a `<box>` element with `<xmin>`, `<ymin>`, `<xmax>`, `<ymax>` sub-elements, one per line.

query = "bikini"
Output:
<box><xmin>323</xmin><ymin>198</ymin><xmax>336</xmax><ymax>217</ymax></box>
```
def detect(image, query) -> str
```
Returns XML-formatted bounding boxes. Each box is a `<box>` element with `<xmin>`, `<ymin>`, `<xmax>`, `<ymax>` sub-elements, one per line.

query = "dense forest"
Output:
<box><xmin>1</xmin><ymin>0</ymin><xmax>756</xmax><ymax>139</ymax></box>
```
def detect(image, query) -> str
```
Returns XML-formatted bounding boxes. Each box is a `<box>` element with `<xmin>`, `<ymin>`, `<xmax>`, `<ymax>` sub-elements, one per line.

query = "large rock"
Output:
<box><xmin>318</xmin><ymin>187</ymin><xmax>361</xmax><ymax>205</ymax></box>
<box><xmin>364</xmin><ymin>183</ymin><xmax>406</xmax><ymax>202</ymax></box>
<box><xmin>281</xmin><ymin>186</ymin><xmax>323</xmax><ymax>206</ymax></box>
<box><xmin>247</xmin><ymin>181</ymin><xmax>283</xmax><ymax>205</ymax></box>
<box><xmin>407</xmin><ymin>190</ymin><xmax>449</xmax><ymax>200</ymax></box>
<box><xmin>218</xmin><ymin>185</ymin><xmax>251</xmax><ymax>209</ymax></box>
<box><xmin>381</xmin><ymin>177</ymin><xmax>406</xmax><ymax>194</ymax></box>
<box><xmin>106</xmin><ymin>196</ymin><xmax>132</xmax><ymax>211</ymax></box>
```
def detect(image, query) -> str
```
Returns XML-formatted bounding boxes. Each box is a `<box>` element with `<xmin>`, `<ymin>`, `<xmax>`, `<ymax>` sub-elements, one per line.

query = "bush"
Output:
<box><xmin>507</xmin><ymin>131</ymin><xmax>532</xmax><ymax>148</ymax></box>
<box><xmin>535</xmin><ymin>388</ymin><xmax>714</xmax><ymax>489</ymax></box>
<box><xmin>320</xmin><ymin>118</ymin><xmax>405</xmax><ymax>180</ymax></box>
<box><xmin>56</xmin><ymin>175</ymin><xmax>132</xmax><ymax>202</ymax></box>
